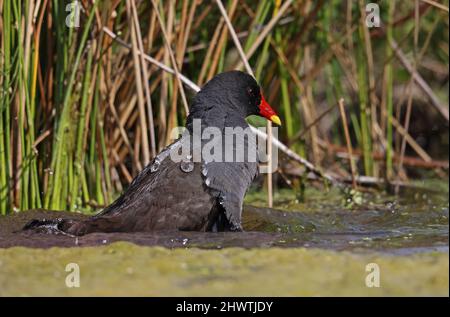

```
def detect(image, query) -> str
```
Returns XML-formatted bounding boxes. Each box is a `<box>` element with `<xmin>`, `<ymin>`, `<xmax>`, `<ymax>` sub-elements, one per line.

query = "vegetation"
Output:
<box><xmin>0</xmin><ymin>0</ymin><xmax>448</xmax><ymax>214</ymax></box>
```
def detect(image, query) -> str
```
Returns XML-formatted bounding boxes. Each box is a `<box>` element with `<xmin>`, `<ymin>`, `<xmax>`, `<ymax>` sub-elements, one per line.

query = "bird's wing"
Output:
<box><xmin>94</xmin><ymin>137</ymin><xmax>215</xmax><ymax>231</ymax></box>
<box><xmin>96</xmin><ymin>139</ymin><xmax>183</xmax><ymax>218</ymax></box>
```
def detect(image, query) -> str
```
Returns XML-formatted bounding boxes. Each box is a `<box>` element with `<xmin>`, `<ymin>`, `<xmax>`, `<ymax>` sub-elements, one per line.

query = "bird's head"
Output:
<box><xmin>197</xmin><ymin>71</ymin><xmax>281</xmax><ymax>126</ymax></box>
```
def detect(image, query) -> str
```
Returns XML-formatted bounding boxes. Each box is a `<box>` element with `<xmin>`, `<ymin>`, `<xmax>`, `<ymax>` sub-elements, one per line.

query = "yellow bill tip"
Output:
<box><xmin>270</xmin><ymin>115</ymin><xmax>282</xmax><ymax>126</ymax></box>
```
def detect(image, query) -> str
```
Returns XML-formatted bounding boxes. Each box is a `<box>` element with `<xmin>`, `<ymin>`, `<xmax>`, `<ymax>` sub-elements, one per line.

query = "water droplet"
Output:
<box><xmin>180</xmin><ymin>160</ymin><xmax>194</xmax><ymax>173</ymax></box>
<box><xmin>150</xmin><ymin>159</ymin><xmax>160</xmax><ymax>172</ymax></box>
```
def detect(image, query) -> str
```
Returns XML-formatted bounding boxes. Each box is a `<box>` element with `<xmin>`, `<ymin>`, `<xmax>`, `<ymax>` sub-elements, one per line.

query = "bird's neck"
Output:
<box><xmin>186</xmin><ymin>95</ymin><xmax>248</xmax><ymax>133</ymax></box>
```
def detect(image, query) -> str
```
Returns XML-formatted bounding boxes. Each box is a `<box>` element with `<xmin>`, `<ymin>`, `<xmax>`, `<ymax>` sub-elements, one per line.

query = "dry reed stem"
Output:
<box><xmin>390</xmin><ymin>39</ymin><xmax>449</xmax><ymax>121</ymax></box>
<box><xmin>338</xmin><ymin>98</ymin><xmax>357</xmax><ymax>189</ymax></box>
<box><xmin>420</xmin><ymin>0</ymin><xmax>449</xmax><ymax>12</ymax></box>
<box><xmin>234</xmin><ymin>0</ymin><xmax>294</xmax><ymax>70</ymax></box>
<box><xmin>151</xmin><ymin>0</ymin><xmax>189</xmax><ymax>115</ymax></box>
<box><xmin>126</xmin><ymin>0</ymin><xmax>150</xmax><ymax>165</ymax></box>
<box><xmin>131</xmin><ymin>0</ymin><xmax>156</xmax><ymax>158</ymax></box>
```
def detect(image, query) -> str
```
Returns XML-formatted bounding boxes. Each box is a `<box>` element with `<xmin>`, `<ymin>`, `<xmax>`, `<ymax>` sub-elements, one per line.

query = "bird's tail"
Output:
<box><xmin>23</xmin><ymin>218</ymin><xmax>85</xmax><ymax>236</ymax></box>
<box><xmin>22</xmin><ymin>215</ymin><xmax>123</xmax><ymax>236</ymax></box>
<box><xmin>205</xmin><ymin>201</ymin><xmax>242</xmax><ymax>232</ymax></box>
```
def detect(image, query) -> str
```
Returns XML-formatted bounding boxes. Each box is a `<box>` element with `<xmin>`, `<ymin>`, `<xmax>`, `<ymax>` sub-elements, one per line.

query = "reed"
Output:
<box><xmin>0</xmin><ymin>0</ymin><xmax>447</xmax><ymax>214</ymax></box>
<box><xmin>385</xmin><ymin>0</ymin><xmax>396</xmax><ymax>180</ymax></box>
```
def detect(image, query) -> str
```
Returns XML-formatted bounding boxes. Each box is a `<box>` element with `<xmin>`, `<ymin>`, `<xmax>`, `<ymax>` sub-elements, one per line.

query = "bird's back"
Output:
<box><xmin>96</xmin><ymin>140</ymin><xmax>216</xmax><ymax>232</ymax></box>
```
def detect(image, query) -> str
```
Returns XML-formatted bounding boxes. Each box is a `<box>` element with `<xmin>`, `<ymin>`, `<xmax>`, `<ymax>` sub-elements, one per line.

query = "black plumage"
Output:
<box><xmin>24</xmin><ymin>71</ymin><xmax>280</xmax><ymax>235</ymax></box>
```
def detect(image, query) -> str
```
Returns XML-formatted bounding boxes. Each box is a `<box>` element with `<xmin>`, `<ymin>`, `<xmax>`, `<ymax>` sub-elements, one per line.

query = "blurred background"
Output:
<box><xmin>0</xmin><ymin>0</ymin><xmax>448</xmax><ymax>214</ymax></box>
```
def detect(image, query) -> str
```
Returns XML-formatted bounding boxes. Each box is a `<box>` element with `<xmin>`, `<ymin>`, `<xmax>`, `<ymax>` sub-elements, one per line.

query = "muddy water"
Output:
<box><xmin>0</xmin><ymin>181</ymin><xmax>448</xmax><ymax>295</ymax></box>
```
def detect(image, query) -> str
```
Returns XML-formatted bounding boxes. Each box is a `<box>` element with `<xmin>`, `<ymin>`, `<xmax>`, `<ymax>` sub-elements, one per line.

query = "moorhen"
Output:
<box><xmin>24</xmin><ymin>71</ymin><xmax>281</xmax><ymax>235</ymax></box>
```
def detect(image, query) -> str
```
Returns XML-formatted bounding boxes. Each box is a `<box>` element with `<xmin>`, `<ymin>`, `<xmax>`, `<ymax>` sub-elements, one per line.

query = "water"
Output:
<box><xmin>0</xmin><ymin>181</ymin><xmax>447</xmax><ymax>255</ymax></box>
<box><xmin>242</xmin><ymin>182</ymin><xmax>449</xmax><ymax>255</ymax></box>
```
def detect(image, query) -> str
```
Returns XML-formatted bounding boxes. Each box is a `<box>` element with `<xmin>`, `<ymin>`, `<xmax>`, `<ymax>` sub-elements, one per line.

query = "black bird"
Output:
<box><xmin>24</xmin><ymin>71</ymin><xmax>281</xmax><ymax>235</ymax></box>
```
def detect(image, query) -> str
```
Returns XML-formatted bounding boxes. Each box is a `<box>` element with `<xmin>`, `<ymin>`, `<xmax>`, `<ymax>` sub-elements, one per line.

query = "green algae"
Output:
<box><xmin>242</xmin><ymin>181</ymin><xmax>449</xmax><ymax>254</ymax></box>
<box><xmin>0</xmin><ymin>180</ymin><xmax>447</xmax><ymax>296</ymax></box>
<box><xmin>0</xmin><ymin>242</ymin><xmax>447</xmax><ymax>296</ymax></box>
<box><xmin>245</xmin><ymin>179</ymin><xmax>449</xmax><ymax>214</ymax></box>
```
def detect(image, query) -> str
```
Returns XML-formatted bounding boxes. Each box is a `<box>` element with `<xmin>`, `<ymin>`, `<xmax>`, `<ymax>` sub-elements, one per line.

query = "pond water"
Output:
<box><xmin>0</xmin><ymin>181</ymin><xmax>448</xmax><ymax>296</ymax></box>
